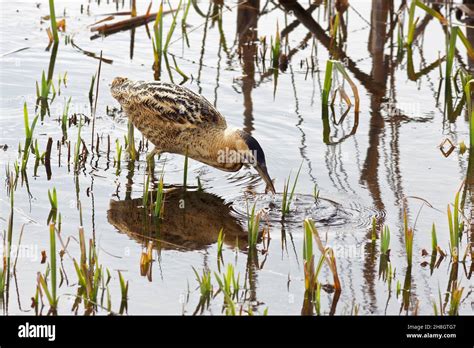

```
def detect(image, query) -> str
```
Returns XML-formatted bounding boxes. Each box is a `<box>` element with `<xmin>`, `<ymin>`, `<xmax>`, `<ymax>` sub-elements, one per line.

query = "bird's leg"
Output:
<box><xmin>146</xmin><ymin>147</ymin><xmax>161</xmax><ymax>173</ymax></box>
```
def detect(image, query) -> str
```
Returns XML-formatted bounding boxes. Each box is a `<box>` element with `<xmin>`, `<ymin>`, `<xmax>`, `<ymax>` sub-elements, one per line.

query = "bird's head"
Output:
<box><xmin>110</xmin><ymin>76</ymin><xmax>131</xmax><ymax>107</ymax></box>
<box><xmin>220</xmin><ymin>130</ymin><xmax>276</xmax><ymax>194</ymax></box>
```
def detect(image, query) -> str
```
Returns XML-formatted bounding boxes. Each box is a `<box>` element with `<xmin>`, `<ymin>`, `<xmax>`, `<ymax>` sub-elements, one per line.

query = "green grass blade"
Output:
<box><xmin>48</xmin><ymin>0</ymin><xmax>59</xmax><ymax>43</ymax></box>
<box><xmin>322</xmin><ymin>60</ymin><xmax>334</xmax><ymax>105</ymax></box>
<box><xmin>164</xmin><ymin>0</ymin><xmax>182</xmax><ymax>53</ymax></box>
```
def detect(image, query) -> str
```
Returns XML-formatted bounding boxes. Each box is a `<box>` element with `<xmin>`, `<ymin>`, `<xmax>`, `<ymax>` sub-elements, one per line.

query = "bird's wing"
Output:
<box><xmin>126</xmin><ymin>81</ymin><xmax>227</xmax><ymax>128</ymax></box>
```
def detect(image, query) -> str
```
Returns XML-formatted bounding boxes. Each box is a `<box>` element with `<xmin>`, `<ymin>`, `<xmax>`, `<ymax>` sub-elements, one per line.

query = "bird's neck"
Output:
<box><xmin>193</xmin><ymin>127</ymin><xmax>245</xmax><ymax>172</ymax></box>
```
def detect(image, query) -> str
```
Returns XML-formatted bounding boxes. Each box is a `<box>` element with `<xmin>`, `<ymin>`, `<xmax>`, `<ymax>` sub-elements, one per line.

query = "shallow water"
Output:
<box><xmin>0</xmin><ymin>0</ymin><xmax>473</xmax><ymax>315</ymax></box>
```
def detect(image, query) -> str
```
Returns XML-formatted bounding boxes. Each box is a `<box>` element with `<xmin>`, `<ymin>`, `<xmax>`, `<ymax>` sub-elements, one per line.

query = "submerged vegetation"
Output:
<box><xmin>0</xmin><ymin>0</ymin><xmax>473</xmax><ymax>317</ymax></box>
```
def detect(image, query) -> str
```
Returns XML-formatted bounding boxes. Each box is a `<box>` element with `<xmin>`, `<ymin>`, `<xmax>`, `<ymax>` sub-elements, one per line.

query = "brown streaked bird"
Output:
<box><xmin>110</xmin><ymin>77</ymin><xmax>276</xmax><ymax>193</ymax></box>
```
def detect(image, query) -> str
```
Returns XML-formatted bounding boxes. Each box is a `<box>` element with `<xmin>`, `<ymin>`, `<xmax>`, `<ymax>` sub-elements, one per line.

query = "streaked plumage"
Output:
<box><xmin>110</xmin><ymin>77</ymin><xmax>275</xmax><ymax>193</ymax></box>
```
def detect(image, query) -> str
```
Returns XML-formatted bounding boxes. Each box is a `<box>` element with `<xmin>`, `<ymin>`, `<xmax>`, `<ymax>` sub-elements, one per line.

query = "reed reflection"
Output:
<box><xmin>237</xmin><ymin>0</ymin><xmax>260</xmax><ymax>134</ymax></box>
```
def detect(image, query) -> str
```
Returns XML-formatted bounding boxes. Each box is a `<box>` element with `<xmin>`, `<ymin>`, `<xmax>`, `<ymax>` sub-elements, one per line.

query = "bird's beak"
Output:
<box><xmin>239</xmin><ymin>131</ymin><xmax>276</xmax><ymax>194</ymax></box>
<box><xmin>255</xmin><ymin>162</ymin><xmax>276</xmax><ymax>194</ymax></box>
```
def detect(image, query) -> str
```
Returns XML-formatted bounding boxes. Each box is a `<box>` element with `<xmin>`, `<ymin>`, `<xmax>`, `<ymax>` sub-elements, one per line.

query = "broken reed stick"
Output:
<box><xmin>45</xmin><ymin>137</ymin><xmax>53</xmax><ymax>180</ymax></box>
<box><xmin>90</xmin><ymin>9</ymin><xmax>176</xmax><ymax>36</ymax></box>
<box><xmin>91</xmin><ymin>51</ymin><xmax>103</xmax><ymax>152</ymax></box>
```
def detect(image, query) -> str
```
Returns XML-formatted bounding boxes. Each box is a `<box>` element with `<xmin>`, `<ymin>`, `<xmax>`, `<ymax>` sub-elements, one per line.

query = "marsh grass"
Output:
<box><xmin>314</xmin><ymin>282</ymin><xmax>322</xmax><ymax>315</ymax></box>
<box><xmin>431</xmin><ymin>223</ymin><xmax>437</xmax><ymax>252</ymax></box>
<box><xmin>303</xmin><ymin>221</ymin><xmax>314</xmax><ymax>291</ymax></box>
<box><xmin>61</xmin><ymin>97</ymin><xmax>71</xmax><ymax>138</ymax></box>
<box><xmin>448</xmin><ymin>281</ymin><xmax>464</xmax><ymax>315</ymax></box>
<box><xmin>380</xmin><ymin>225</ymin><xmax>390</xmax><ymax>255</ymax></box>
<box><xmin>405</xmin><ymin>228</ymin><xmax>414</xmax><ymax>267</ymax></box>
<box><xmin>270</xmin><ymin>22</ymin><xmax>280</xmax><ymax>97</ymax></box>
<box><xmin>139</xmin><ymin>241</ymin><xmax>153</xmax><ymax>279</ymax></box>
<box><xmin>171</xmin><ymin>54</ymin><xmax>189</xmax><ymax>83</ymax></box>
<box><xmin>214</xmin><ymin>263</ymin><xmax>240</xmax><ymax>301</ymax></box>
<box><xmin>444</xmin><ymin>31</ymin><xmax>474</xmax><ymax>120</ymax></box>
<box><xmin>322</xmin><ymin>60</ymin><xmax>360</xmax><ymax>114</ymax></box>
<box><xmin>48</xmin><ymin>0</ymin><xmax>59</xmax><ymax>43</ymax></box>
<box><xmin>164</xmin><ymin>0</ymin><xmax>182</xmax><ymax>53</ymax></box>
<box><xmin>304</xmin><ymin>219</ymin><xmax>341</xmax><ymax>292</ymax></box>
<box><xmin>118</xmin><ymin>270</ymin><xmax>128</xmax><ymax>314</ymax></box>
<box><xmin>153</xmin><ymin>174</ymin><xmax>165</xmax><ymax>218</ymax></box>
<box><xmin>464</xmin><ymin>78</ymin><xmax>474</xmax><ymax>148</ymax></box>
<box><xmin>47</xmin><ymin>187</ymin><xmax>58</xmax><ymax>224</ymax></box>
<box><xmin>333</xmin><ymin>61</ymin><xmax>360</xmax><ymax>113</ymax></box>
<box><xmin>37</xmin><ymin>42</ymin><xmax>58</xmax><ymax>119</ymax></box>
<box><xmin>216</xmin><ymin>5</ymin><xmax>229</xmax><ymax>56</ymax></box>
<box><xmin>281</xmin><ymin>162</ymin><xmax>302</xmax><ymax>218</ymax></box>
<box><xmin>247</xmin><ymin>201</ymin><xmax>261</xmax><ymax>249</ymax></box>
<box><xmin>114</xmin><ymin>139</ymin><xmax>123</xmax><ymax>175</ymax></box>
<box><xmin>446</xmin><ymin>28</ymin><xmax>474</xmax><ymax>81</ymax></box>
<box><xmin>432</xmin><ymin>287</ymin><xmax>445</xmax><ymax>316</ymax></box>
<box><xmin>401</xmin><ymin>267</ymin><xmax>412</xmax><ymax>312</ymax></box>
<box><xmin>106</xmin><ymin>286</ymin><xmax>112</xmax><ymax>312</ymax></box>
<box><xmin>406</xmin><ymin>0</ymin><xmax>446</xmax><ymax>47</ymax></box>
<box><xmin>303</xmin><ymin>221</ymin><xmax>325</xmax><ymax>293</ymax></box>
<box><xmin>322</xmin><ymin>60</ymin><xmax>333</xmax><ymax>106</ymax></box>
<box><xmin>330</xmin><ymin>12</ymin><xmax>340</xmax><ymax>46</ymax></box>
<box><xmin>72</xmin><ymin>227</ymin><xmax>103</xmax><ymax>313</ymax></box>
<box><xmin>404</xmin><ymin>212</ymin><xmax>414</xmax><ymax>268</ymax></box>
<box><xmin>271</xmin><ymin>22</ymin><xmax>280</xmax><ymax>70</ymax></box>
<box><xmin>33</xmin><ymin>139</ymin><xmax>45</xmax><ymax>177</ymax></box>
<box><xmin>406</xmin><ymin>3</ymin><xmax>417</xmax><ymax>45</ymax></box>
<box><xmin>0</xmin><ymin>170</ymin><xmax>15</xmax><ymax>297</ymax></box>
<box><xmin>379</xmin><ymin>225</ymin><xmax>391</xmax><ymax>280</ymax></box>
<box><xmin>181</xmin><ymin>0</ymin><xmax>192</xmax><ymax>47</ymax></box>
<box><xmin>153</xmin><ymin>2</ymin><xmax>164</xmax><ymax>78</ymax></box>
<box><xmin>217</xmin><ymin>228</ymin><xmax>224</xmax><ymax>268</ymax></box>
<box><xmin>21</xmin><ymin>103</ymin><xmax>39</xmax><ymax>173</ymax></box>
<box><xmin>313</xmin><ymin>184</ymin><xmax>320</xmax><ymax>201</ymax></box>
<box><xmin>432</xmin><ymin>300</ymin><xmax>438</xmax><ymax>315</ymax></box>
<box><xmin>447</xmin><ymin>190</ymin><xmax>461</xmax><ymax>262</ymax></box>
<box><xmin>387</xmin><ymin>262</ymin><xmax>393</xmax><ymax>292</ymax></box>
<box><xmin>192</xmin><ymin>267</ymin><xmax>212</xmax><ymax>314</ymax></box>
<box><xmin>164</xmin><ymin>55</ymin><xmax>175</xmax><ymax>84</ymax></box>
<box><xmin>38</xmin><ymin>223</ymin><xmax>58</xmax><ymax>313</ymax></box>
<box><xmin>142</xmin><ymin>169</ymin><xmax>151</xmax><ymax>208</ymax></box>
<box><xmin>159</xmin><ymin>0</ymin><xmax>189</xmax><ymax>82</ymax></box>
<box><xmin>213</xmin><ymin>263</ymin><xmax>242</xmax><ymax>315</ymax></box>
<box><xmin>31</xmin><ymin>138</ymin><xmax>41</xmax><ymax>167</ymax></box>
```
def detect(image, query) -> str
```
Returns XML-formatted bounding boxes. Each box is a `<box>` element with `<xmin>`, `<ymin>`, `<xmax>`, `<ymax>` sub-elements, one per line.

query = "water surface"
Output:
<box><xmin>0</xmin><ymin>0</ymin><xmax>473</xmax><ymax>315</ymax></box>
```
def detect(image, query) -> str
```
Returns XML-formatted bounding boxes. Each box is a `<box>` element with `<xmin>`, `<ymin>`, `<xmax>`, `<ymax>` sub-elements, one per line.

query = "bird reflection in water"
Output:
<box><xmin>107</xmin><ymin>188</ymin><xmax>248</xmax><ymax>251</ymax></box>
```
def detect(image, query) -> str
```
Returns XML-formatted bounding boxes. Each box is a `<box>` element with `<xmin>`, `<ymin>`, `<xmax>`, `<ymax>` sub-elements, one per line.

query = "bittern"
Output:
<box><xmin>110</xmin><ymin>77</ymin><xmax>276</xmax><ymax>193</ymax></box>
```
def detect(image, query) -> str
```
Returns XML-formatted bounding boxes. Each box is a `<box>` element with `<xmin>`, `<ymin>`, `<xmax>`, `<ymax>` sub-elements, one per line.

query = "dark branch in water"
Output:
<box><xmin>280</xmin><ymin>1</ymin><xmax>321</xmax><ymax>39</ymax></box>
<box><xmin>278</xmin><ymin>0</ymin><xmax>384</xmax><ymax>96</ymax></box>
